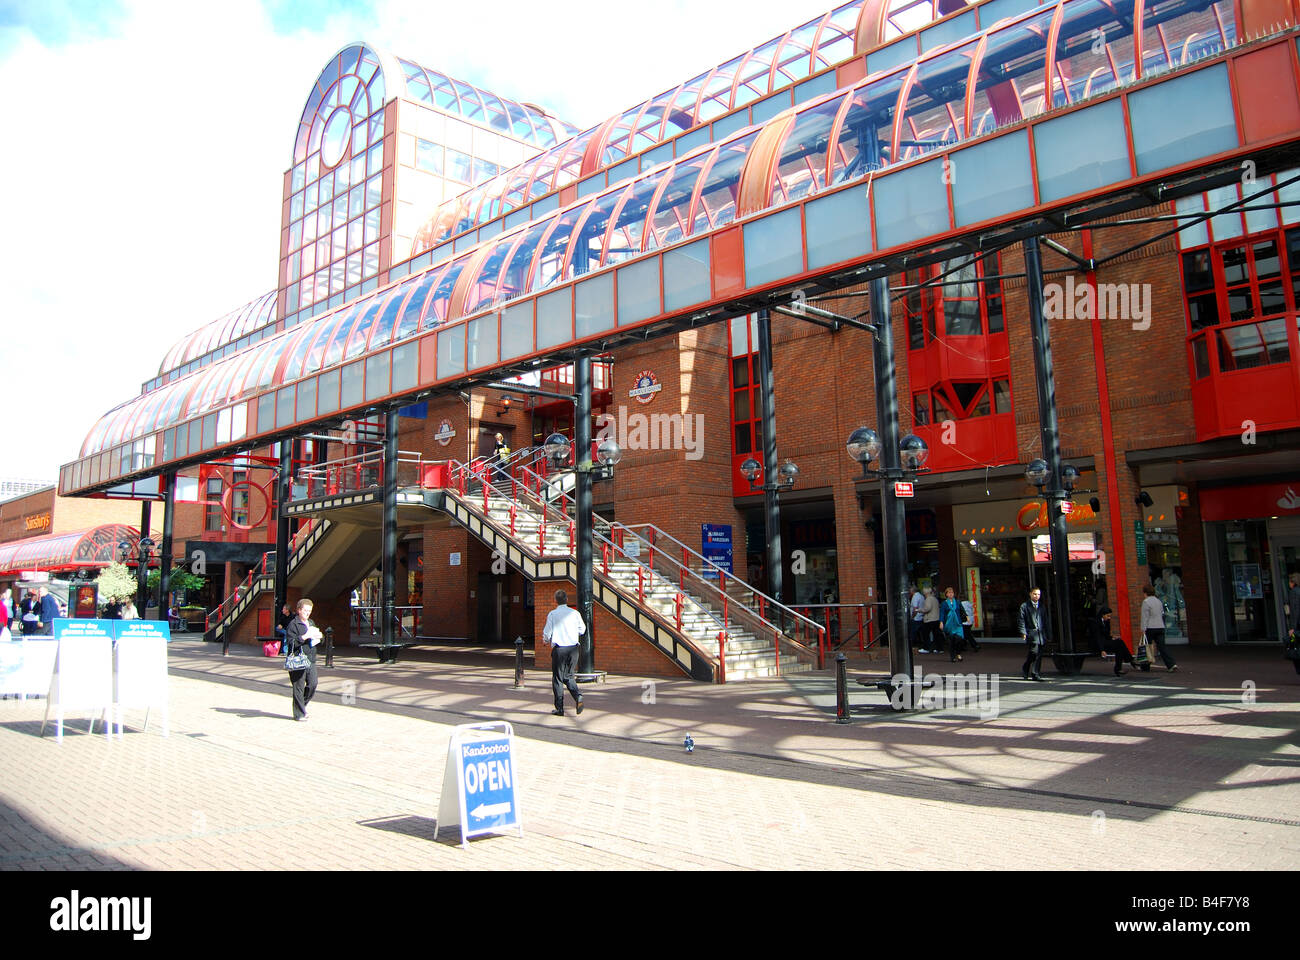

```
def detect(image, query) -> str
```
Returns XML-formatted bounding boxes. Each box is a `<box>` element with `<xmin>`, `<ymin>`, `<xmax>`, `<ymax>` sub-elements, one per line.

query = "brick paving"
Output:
<box><xmin>0</xmin><ymin>639</ymin><xmax>1297</xmax><ymax>870</ymax></box>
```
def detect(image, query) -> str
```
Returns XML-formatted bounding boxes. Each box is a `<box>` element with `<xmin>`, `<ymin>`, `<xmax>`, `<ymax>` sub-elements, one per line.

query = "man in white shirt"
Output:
<box><xmin>1141</xmin><ymin>582</ymin><xmax>1176</xmax><ymax>671</ymax></box>
<box><xmin>909</xmin><ymin>586</ymin><xmax>925</xmax><ymax>651</ymax></box>
<box><xmin>542</xmin><ymin>589</ymin><xmax>587</xmax><ymax>716</ymax></box>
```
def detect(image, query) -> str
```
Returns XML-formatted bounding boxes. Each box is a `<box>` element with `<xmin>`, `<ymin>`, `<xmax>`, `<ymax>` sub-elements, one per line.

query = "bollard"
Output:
<box><xmin>325</xmin><ymin>625</ymin><xmax>334</xmax><ymax>668</ymax></box>
<box><xmin>835</xmin><ymin>652</ymin><xmax>850</xmax><ymax>723</ymax></box>
<box><xmin>513</xmin><ymin>635</ymin><xmax>525</xmax><ymax>688</ymax></box>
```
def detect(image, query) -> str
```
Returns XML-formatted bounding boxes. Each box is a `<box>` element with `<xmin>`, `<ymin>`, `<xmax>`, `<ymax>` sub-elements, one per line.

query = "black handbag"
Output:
<box><xmin>1284</xmin><ymin>629</ymin><xmax>1300</xmax><ymax>661</ymax></box>
<box><xmin>285</xmin><ymin>641</ymin><xmax>311</xmax><ymax>671</ymax></box>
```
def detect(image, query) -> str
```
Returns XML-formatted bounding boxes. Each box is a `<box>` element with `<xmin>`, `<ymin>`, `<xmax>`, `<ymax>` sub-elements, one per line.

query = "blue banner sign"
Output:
<box><xmin>702</xmin><ymin>523</ymin><xmax>734</xmax><ymax>574</ymax></box>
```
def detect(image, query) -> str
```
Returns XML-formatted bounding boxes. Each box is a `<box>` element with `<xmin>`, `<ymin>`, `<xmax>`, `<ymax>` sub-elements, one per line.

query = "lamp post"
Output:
<box><xmin>119</xmin><ymin>536</ymin><xmax>155</xmax><ymax>615</ymax></box>
<box><xmin>1025</xmin><ymin>456</ymin><xmax>1083</xmax><ymax>673</ymax></box>
<box><xmin>847</xmin><ymin>426</ymin><xmax>930</xmax><ymax>707</ymax></box>
<box><xmin>739</xmin><ymin>456</ymin><xmax>798</xmax><ymax>603</ymax></box>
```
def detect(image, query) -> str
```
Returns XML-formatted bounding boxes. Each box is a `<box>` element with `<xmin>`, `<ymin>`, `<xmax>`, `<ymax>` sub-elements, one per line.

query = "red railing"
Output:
<box><xmin>792</xmin><ymin>603</ymin><xmax>885</xmax><ymax>652</ymax></box>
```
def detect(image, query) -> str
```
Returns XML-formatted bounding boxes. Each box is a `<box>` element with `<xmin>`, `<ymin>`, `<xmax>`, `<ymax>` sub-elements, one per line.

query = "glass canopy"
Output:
<box><xmin>0</xmin><ymin>524</ymin><xmax>142</xmax><ymax>576</ymax></box>
<box><xmin>157</xmin><ymin>291</ymin><xmax>278</xmax><ymax>380</ymax></box>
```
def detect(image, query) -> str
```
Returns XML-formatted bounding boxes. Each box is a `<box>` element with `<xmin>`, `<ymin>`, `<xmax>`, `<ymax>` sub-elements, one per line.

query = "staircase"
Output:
<box><xmin>432</xmin><ymin>458</ymin><xmax>823</xmax><ymax>681</ymax></box>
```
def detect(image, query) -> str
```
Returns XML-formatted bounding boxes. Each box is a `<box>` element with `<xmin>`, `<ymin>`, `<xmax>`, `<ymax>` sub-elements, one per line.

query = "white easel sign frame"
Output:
<box><xmin>42</xmin><ymin>621</ymin><xmax>114</xmax><ymax>743</ymax></box>
<box><xmin>113</xmin><ymin>628</ymin><xmax>169</xmax><ymax>739</ymax></box>
<box><xmin>0</xmin><ymin>639</ymin><xmax>58</xmax><ymax>699</ymax></box>
<box><xmin>436</xmin><ymin>721</ymin><xmax>523</xmax><ymax>850</ymax></box>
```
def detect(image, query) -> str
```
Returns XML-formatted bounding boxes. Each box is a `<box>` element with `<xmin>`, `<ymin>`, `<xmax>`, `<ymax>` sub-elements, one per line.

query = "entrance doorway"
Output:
<box><xmin>1273</xmin><ymin>535</ymin><xmax>1300</xmax><ymax>636</ymax></box>
<box><xmin>476</xmin><ymin>571</ymin><xmax>504</xmax><ymax>644</ymax></box>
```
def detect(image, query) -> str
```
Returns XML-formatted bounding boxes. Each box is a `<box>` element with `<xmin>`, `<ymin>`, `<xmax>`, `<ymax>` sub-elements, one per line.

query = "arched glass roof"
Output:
<box><xmin>408</xmin><ymin>0</ymin><xmax>976</xmax><ymax>255</ymax></box>
<box><xmin>158</xmin><ymin>291</ymin><xmax>278</xmax><ymax>377</ymax></box>
<box><xmin>0</xmin><ymin>524</ymin><xmax>141</xmax><ymax>575</ymax></box>
<box><xmin>73</xmin><ymin>0</ymin><xmax>1237</xmax><ymax>474</ymax></box>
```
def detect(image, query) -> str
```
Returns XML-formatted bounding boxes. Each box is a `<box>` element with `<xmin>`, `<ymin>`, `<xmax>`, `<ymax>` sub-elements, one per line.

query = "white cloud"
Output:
<box><xmin>0</xmin><ymin>0</ymin><xmax>844</xmax><ymax>482</ymax></box>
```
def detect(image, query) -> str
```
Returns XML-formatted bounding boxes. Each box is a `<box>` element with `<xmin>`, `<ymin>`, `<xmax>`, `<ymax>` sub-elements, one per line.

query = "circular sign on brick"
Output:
<box><xmin>628</xmin><ymin>370</ymin><xmax>662</xmax><ymax>405</ymax></box>
<box><xmin>435</xmin><ymin>419</ymin><xmax>456</xmax><ymax>446</ymax></box>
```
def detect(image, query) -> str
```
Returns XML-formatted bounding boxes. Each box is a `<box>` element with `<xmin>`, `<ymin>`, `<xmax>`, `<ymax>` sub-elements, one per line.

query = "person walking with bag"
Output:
<box><xmin>1282</xmin><ymin>572</ymin><xmax>1300</xmax><ymax>675</ymax></box>
<box><xmin>960</xmin><ymin>593</ymin><xmax>981</xmax><ymax>652</ymax></box>
<box><xmin>542</xmin><ymin>589</ymin><xmax>586</xmax><ymax>716</ymax></box>
<box><xmin>284</xmin><ymin>598</ymin><xmax>322</xmax><ymax>721</ymax></box>
<box><xmin>940</xmin><ymin>587</ymin><xmax>965</xmax><ymax>662</ymax></box>
<box><xmin>1141</xmin><ymin>582</ymin><xmax>1176</xmax><ymax>672</ymax></box>
<box><xmin>920</xmin><ymin>586</ymin><xmax>941</xmax><ymax>654</ymax></box>
<box><xmin>1018</xmin><ymin>587</ymin><xmax>1049</xmax><ymax>681</ymax></box>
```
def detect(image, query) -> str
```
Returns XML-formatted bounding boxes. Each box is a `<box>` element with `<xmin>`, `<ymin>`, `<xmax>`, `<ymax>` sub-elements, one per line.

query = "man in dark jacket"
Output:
<box><xmin>37</xmin><ymin>587</ymin><xmax>60</xmax><ymax>635</ymax></box>
<box><xmin>1017</xmin><ymin>587</ymin><xmax>1049</xmax><ymax>681</ymax></box>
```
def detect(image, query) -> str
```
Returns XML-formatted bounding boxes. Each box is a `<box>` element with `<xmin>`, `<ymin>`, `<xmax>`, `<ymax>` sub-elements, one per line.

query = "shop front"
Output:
<box><xmin>1200</xmin><ymin>479</ymin><xmax>1300</xmax><ymax>643</ymax></box>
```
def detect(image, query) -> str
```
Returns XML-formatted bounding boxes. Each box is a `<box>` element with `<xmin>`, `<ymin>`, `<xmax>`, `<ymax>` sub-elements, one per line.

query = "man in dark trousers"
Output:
<box><xmin>542</xmin><ymin>589</ymin><xmax>586</xmax><ymax>716</ymax></box>
<box><xmin>1018</xmin><ymin>587</ymin><xmax>1049</xmax><ymax>681</ymax></box>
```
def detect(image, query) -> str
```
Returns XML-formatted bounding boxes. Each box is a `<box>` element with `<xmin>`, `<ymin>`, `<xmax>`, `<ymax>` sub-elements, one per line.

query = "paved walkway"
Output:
<box><xmin>1</xmin><ymin>640</ymin><xmax>1297</xmax><ymax>870</ymax></box>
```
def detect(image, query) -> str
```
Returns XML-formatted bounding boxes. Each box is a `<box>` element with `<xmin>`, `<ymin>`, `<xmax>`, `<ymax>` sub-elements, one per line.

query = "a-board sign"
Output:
<box><xmin>0</xmin><ymin>640</ymin><xmax>58</xmax><ymax>697</ymax></box>
<box><xmin>42</xmin><ymin>621</ymin><xmax>114</xmax><ymax>742</ymax></box>
<box><xmin>114</xmin><ymin>619</ymin><xmax>172</xmax><ymax>644</ymax></box>
<box><xmin>436</xmin><ymin>721</ymin><xmax>523</xmax><ymax>850</ymax></box>
<box><xmin>114</xmin><ymin>632</ymin><xmax>169</xmax><ymax>739</ymax></box>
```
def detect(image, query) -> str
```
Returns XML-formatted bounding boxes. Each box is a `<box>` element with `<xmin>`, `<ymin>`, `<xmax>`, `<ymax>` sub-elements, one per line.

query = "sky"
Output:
<box><xmin>0</xmin><ymin>0</ymin><xmax>847</xmax><ymax>486</ymax></box>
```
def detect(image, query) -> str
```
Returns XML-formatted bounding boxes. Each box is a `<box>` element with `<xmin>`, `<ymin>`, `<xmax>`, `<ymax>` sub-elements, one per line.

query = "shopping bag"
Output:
<box><xmin>262</xmin><ymin>640</ymin><xmax>282</xmax><ymax>657</ymax></box>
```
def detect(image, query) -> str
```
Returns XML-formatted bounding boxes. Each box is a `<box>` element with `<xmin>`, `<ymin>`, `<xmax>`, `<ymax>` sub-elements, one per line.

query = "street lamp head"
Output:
<box><xmin>596</xmin><ymin>438</ymin><xmax>622</xmax><ymax>467</ymax></box>
<box><xmin>543</xmin><ymin>432</ymin><xmax>571</xmax><ymax>465</ymax></box>
<box><xmin>740</xmin><ymin>458</ymin><xmax>762</xmax><ymax>483</ymax></box>
<box><xmin>846</xmin><ymin>427</ymin><xmax>882</xmax><ymax>464</ymax></box>
<box><xmin>1060</xmin><ymin>463</ymin><xmax>1081</xmax><ymax>492</ymax></box>
<box><xmin>899</xmin><ymin>434</ymin><xmax>929</xmax><ymax>471</ymax></box>
<box><xmin>117</xmin><ymin>540</ymin><xmax>132</xmax><ymax>562</ymax></box>
<box><xmin>1025</xmin><ymin>458</ymin><xmax>1050</xmax><ymax>488</ymax></box>
<box><xmin>779</xmin><ymin>459</ymin><xmax>800</xmax><ymax>486</ymax></box>
<box><xmin>138</xmin><ymin>537</ymin><xmax>156</xmax><ymax>555</ymax></box>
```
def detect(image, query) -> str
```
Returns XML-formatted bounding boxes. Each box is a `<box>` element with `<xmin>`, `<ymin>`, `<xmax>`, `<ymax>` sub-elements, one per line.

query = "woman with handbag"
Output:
<box><xmin>285</xmin><ymin>598</ymin><xmax>322</xmax><ymax>721</ymax></box>
<box><xmin>1284</xmin><ymin>572</ymin><xmax>1300</xmax><ymax>675</ymax></box>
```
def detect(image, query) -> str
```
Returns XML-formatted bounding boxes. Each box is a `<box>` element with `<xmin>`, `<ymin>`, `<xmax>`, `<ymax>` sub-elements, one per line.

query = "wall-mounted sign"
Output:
<box><xmin>1134</xmin><ymin>519</ymin><xmax>1148</xmax><ymax>566</ymax></box>
<box><xmin>450</xmin><ymin>552</ymin><xmax>462</xmax><ymax>566</ymax></box>
<box><xmin>435</xmin><ymin>419</ymin><xmax>456</xmax><ymax>446</ymax></box>
<box><xmin>24</xmin><ymin>513</ymin><xmax>51</xmax><ymax>532</ymax></box>
<box><xmin>964</xmin><ymin>566</ymin><xmax>983</xmax><ymax>630</ymax></box>
<box><xmin>702</xmin><ymin>523</ymin><xmax>733</xmax><ymax>574</ymax></box>
<box><xmin>628</xmin><ymin>370</ymin><xmax>662</xmax><ymax>404</ymax></box>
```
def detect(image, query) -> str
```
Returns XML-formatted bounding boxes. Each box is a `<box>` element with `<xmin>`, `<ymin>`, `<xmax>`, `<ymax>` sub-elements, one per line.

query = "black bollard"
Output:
<box><xmin>513</xmin><ymin>635</ymin><xmax>525</xmax><ymax>688</ymax></box>
<box><xmin>324</xmin><ymin>625</ymin><xmax>334</xmax><ymax>668</ymax></box>
<box><xmin>835</xmin><ymin>652</ymin><xmax>850</xmax><ymax>723</ymax></box>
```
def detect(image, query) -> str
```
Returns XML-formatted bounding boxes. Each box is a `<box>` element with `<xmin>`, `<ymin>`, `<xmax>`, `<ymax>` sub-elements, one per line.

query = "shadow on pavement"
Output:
<box><xmin>212</xmin><ymin>707</ymin><xmax>294</xmax><ymax>722</ymax></box>
<box><xmin>0</xmin><ymin>794</ymin><xmax>136</xmax><ymax>869</ymax></box>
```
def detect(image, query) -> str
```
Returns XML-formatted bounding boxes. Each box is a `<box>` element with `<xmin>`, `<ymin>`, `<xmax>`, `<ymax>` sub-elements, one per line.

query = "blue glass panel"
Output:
<box><xmin>675</xmin><ymin>126</ymin><xmax>711</xmax><ymax>155</ymax></box>
<box><xmin>567</xmin><ymin>187</ymin><xmax>628</xmax><ymax>279</ymax></box>
<box><xmin>711</xmin><ymin>111</ymin><xmax>749</xmax><ymax>141</ymax></box>
<box><xmin>1034</xmin><ymin>99</ymin><xmax>1130</xmax><ymax>203</ymax></box>
<box><xmin>806</xmin><ymin>186</ymin><xmax>872</xmax><ymax>270</ymax></box>
<box><xmin>1129</xmin><ymin>64</ymin><xmax>1237</xmax><ymax>175</ymax></box>
<box><xmin>920</xmin><ymin>10</ymin><xmax>976</xmax><ymax>52</ymax></box>
<box><xmin>866</xmin><ymin>38</ymin><xmax>917</xmax><ymax>76</ymax></box>
<box><xmin>496</xmin><ymin>216</ymin><xmax>556</xmax><ymax>305</ymax></box>
<box><xmin>537</xmin><ymin>288</ymin><xmax>573</xmax><ymax>347</ymax></box>
<box><xmin>872</xmin><ymin>158</ymin><xmax>950</xmax><ymax>249</ymax></box>
<box><xmin>468</xmin><ymin>315</ymin><xmax>499</xmax><ymax>369</ymax></box>
<box><xmin>392</xmin><ymin>269</ymin><xmax>440</xmax><ymax>341</ymax></box>
<box><xmin>663</xmin><ymin>239</ymin><xmax>711</xmax><ymax>311</ymax></box>
<box><xmin>576</xmin><ymin>273</ymin><xmax>616</xmax><ymax>338</ymax></box>
<box><xmin>364</xmin><ymin>351</ymin><xmax>390</xmax><ymax>400</ymax></box>
<box><xmin>952</xmin><ymin>130</ymin><xmax>1034</xmax><ymax>226</ymax></box>
<box><xmin>578</xmin><ymin>174</ymin><xmax>606</xmax><ymax>198</ymax></box>
<box><xmin>978</xmin><ymin>0</ymin><xmax>1040</xmax><ymax>29</ymax></box>
<box><xmin>437</xmin><ymin>327</ymin><xmax>466</xmax><ymax>378</ymax></box>
<box><xmin>752</xmin><ymin>90</ymin><xmax>793</xmax><ymax>125</ymax></box>
<box><xmin>391</xmin><ymin>342</ymin><xmax>418</xmax><ymax>392</ymax></box>
<box><xmin>341</xmin><ymin>360</ymin><xmax>365</xmax><ymax>409</ymax></box>
<box><xmin>318</xmin><ymin>369</ymin><xmax>340</xmax><ymax>414</ymax></box>
<box><xmin>744</xmin><ymin>209</ymin><xmax>804</xmax><ymax>287</ymax></box>
<box><xmin>617</xmin><ymin>257</ymin><xmax>661</xmax><ymax>325</ymax></box>
<box><xmin>501</xmin><ymin>302</ymin><xmax>534</xmax><ymax>359</ymax></box>
<box><xmin>793</xmin><ymin>71</ymin><xmax>837</xmax><ymax>106</ymax></box>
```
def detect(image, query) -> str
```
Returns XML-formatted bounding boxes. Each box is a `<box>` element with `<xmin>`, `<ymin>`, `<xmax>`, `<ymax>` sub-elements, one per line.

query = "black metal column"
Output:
<box><xmin>274</xmin><ymin>441</ymin><xmax>292</xmax><ymax>623</ymax></box>
<box><xmin>380</xmin><ymin>409</ymin><xmax>399</xmax><ymax>662</ymax></box>
<box><xmin>136</xmin><ymin>500</ymin><xmax>151</xmax><ymax>613</ymax></box>
<box><xmin>574</xmin><ymin>353</ymin><xmax>595</xmax><ymax>674</ymax></box>
<box><xmin>159</xmin><ymin>472</ymin><xmax>175</xmax><ymax>620</ymax></box>
<box><xmin>1023</xmin><ymin>238</ymin><xmax>1075</xmax><ymax>662</ymax></box>
<box><xmin>868</xmin><ymin>278</ymin><xmax>916</xmax><ymax>693</ymax></box>
<box><xmin>756</xmin><ymin>308</ymin><xmax>783</xmax><ymax>602</ymax></box>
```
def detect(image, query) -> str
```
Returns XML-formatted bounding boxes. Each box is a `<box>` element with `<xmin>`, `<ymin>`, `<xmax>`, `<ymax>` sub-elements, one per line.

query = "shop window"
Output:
<box><xmin>914</xmin><ymin>392</ymin><xmax>930</xmax><ymax>426</ymax></box>
<box><xmin>992</xmin><ymin>379</ymin><xmax>1012</xmax><ymax>413</ymax></box>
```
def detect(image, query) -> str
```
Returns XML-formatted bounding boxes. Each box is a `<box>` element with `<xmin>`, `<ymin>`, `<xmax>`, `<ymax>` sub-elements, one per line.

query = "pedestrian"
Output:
<box><xmin>920</xmin><ymin>586</ymin><xmax>941</xmax><ymax>653</ymax></box>
<box><xmin>1017</xmin><ymin>587</ymin><xmax>1049</xmax><ymax>681</ymax></box>
<box><xmin>908</xmin><ymin>586</ymin><xmax>924</xmax><ymax>650</ymax></box>
<box><xmin>1141</xmin><ymin>582</ymin><xmax>1176</xmax><ymax>672</ymax></box>
<box><xmin>1281</xmin><ymin>572</ymin><xmax>1299</xmax><ymax>675</ymax></box>
<box><xmin>284</xmin><ymin>598</ymin><xmax>322</xmax><ymax>721</ymax></box>
<box><xmin>37</xmin><ymin>587</ymin><xmax>59</xmax><ymax>635</ymax></box>
<box><xmin>960</xmin><ymin>593</ymin><xmax>981</xmax><ymax>652</ymax></box>
<box><xmin>542</xmin><ymin>589</ymin><xmax>585</xmax><ymax>716</ymax></box>
<box><xmin>940</xmin><ymin>586</ymin><xmax>964</xmax><ymax>662</ymax></box>
<box><xmin>20</xmin><ymin>591</ymin><xmax>40</xmax><ymax>635</ymax></box>
<box><xmin>120</xmin><ymin>599</ymin><xmax>139</xmax><ymax>620</ymax></box>
<box><xmin>1</xmin><ymin>587</ymin><xmax>12</xmax><ymax>623</ymax></box>
<box><xmin>1091</xmin><ymin>606</ymin><xmax>1134</xmax><ymax>675</ymax></box>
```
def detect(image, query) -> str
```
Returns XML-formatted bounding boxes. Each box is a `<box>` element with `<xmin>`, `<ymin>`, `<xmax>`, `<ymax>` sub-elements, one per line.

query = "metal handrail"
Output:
<box><xmin>792</xmin><ymin>602</ymin><xmax>887</xmax><ymax>651</ymax></box>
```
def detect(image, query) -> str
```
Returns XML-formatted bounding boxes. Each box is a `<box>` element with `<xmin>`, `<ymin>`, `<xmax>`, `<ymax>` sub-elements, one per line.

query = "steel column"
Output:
<box><xmin>274</xmin><ymin>441</ymin><xmax>292</xmax><ymax>624</ymax></box>
<box><xmin>868</xmin><ymin>278</ymin><xmax>916</xmax><ymax>693</ymax></box>
<box><xmin>1023</xmin><ymin>237</ymin><xmax>1076</xmax><ymax>662</ymax></box>
<box><xmin>381</xmin><ymin>409</ymin><xmax>399</xmax><ymax>662</ymax></box>
<box><xmin>159</xmin><ymin>472</ymin><xmax>175</xmax><ymax>619</ymax></box>
<box><xmin>136</xmin><ymin>499</ymin><xmax>151</xmax><ymax>613</ymax></box>
<box><xmin>575</xmin><ymin>353</ymin><xmax>595</xmax><ymax>674</ymax></box>
<box><xmin>756</xmin><ymin>308</ymin><xmax>783</xmax><ymax>602</ymax></box>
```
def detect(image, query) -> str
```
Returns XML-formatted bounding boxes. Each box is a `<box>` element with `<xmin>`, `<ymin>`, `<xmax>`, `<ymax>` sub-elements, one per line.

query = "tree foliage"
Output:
<box><xmin>96</xmin><ymin>562</ymin><xmax>140</xmax><ymax>603</ymax></box>
<box><xmin>147</xmin><ymin>566</ymin><xmax>207</xmax><ymax>594</ymax></box>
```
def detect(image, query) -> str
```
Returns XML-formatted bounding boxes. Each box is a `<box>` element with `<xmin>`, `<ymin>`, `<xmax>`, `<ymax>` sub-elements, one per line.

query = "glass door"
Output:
<box><xmin>1219</xmin><ymin>520</ymin><xmax>1279</xmax><ymax>641</ymax></box>
<box><xmin>1274</xmin><ymin>536</ymin><xmax>1300</xmax><ymax>636</ymax></box>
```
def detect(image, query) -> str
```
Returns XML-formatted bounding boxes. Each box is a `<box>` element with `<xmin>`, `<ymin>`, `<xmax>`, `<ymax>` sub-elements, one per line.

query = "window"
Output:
<box><xmin>204</xmin><ymin>477</ymin><xmax>223</xmax><ymax>532</ymax></box>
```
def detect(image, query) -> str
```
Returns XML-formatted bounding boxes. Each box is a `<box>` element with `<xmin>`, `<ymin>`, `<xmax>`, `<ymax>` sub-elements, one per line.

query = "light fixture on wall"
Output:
<box><xmin>496</xmin><ymin>395</ymin><xmax>511</xmax><ymax>417</ymax></box>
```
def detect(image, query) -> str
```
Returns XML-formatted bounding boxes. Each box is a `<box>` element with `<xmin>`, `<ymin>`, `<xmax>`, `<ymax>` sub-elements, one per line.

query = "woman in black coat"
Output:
<box><xmin>285</xmin><ymin>598</ymin><xmax>322</xmax><ymax>721</ymax></box>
